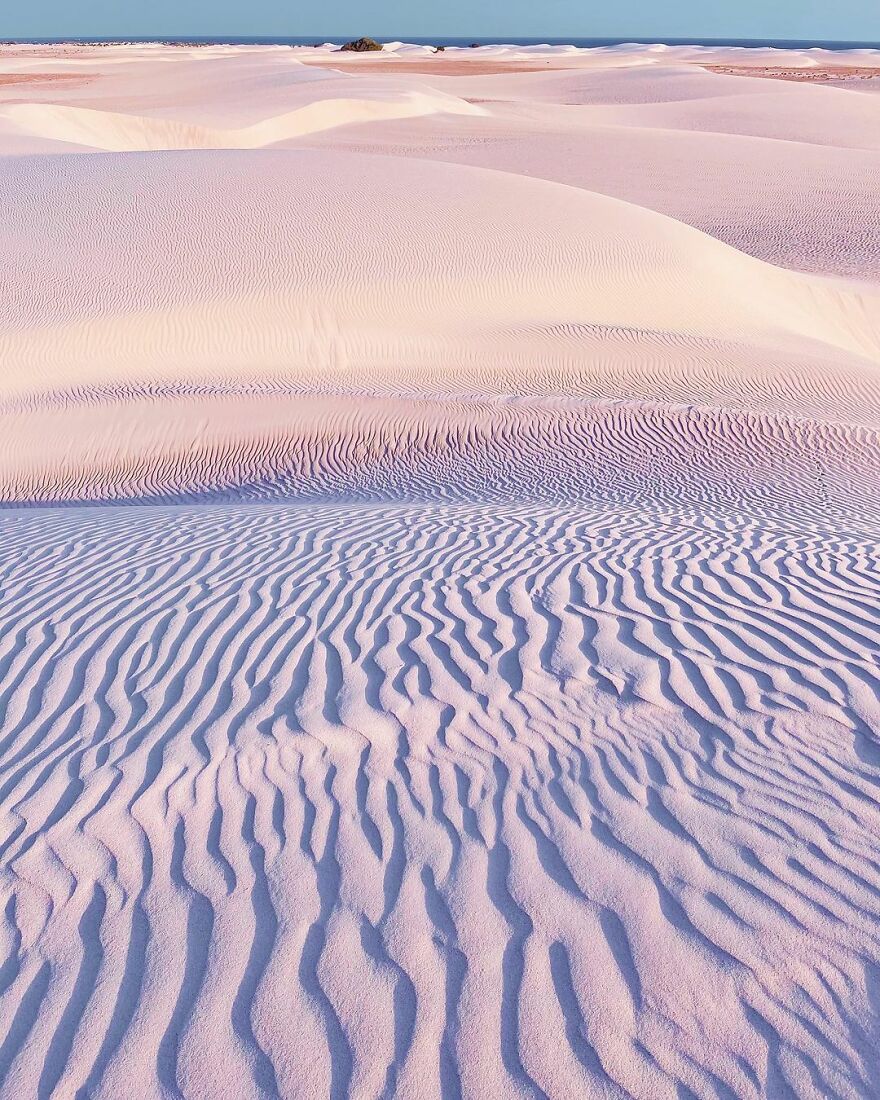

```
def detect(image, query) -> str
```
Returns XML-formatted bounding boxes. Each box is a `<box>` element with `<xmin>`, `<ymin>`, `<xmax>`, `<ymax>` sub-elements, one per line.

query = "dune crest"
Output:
<box><xmin>2</xmin><ymin>147</ymin><xmax>879</xmax><ymax>507</ymax></box>
<box><xmin>0</xmin><ymin>91</ymin><xmax>484</xmax><ymax>151</ymax></box>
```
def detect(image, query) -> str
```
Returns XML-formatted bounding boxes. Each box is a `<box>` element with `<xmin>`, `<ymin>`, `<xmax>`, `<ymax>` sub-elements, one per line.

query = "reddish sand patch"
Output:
<box><xmin>297</xmin><ymin>57</ymin><xmax>570</xmax><ymax>76</ymax></box>
<box><xmin>0</xmin><ymin>72</ymin><xmax>94</xmax><ymax>86</ymax></box>
<box><xmin>705</xmin><ymin>64</ymin><xmax>880</xmax><ymax>83</ymax></box>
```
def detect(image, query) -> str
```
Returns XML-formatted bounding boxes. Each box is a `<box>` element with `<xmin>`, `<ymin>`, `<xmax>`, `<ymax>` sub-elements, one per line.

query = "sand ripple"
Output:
<box><xmin>0</xmin><ymin>504</ymin><xmax>878</xmax><ymax>1098</ymax></box>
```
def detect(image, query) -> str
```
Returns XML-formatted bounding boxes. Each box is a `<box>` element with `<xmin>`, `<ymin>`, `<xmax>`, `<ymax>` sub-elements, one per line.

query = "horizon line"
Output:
<box><xmin>3</xmin><ymin>34</ymin><xmax>880</xmax><ymax>47</ymax></box>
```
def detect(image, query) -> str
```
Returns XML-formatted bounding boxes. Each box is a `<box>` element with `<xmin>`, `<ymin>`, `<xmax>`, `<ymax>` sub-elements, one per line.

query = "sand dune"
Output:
<box><xmin>2</xmin><ymin>147</ymin><xmax>879</xmax><ymax>506</ymax></box>
<box><xmin>0</xmin><ymin>92</ymin><xmax>483</xmax><ymax>151</ymax></box>
<box><xmin>1</xmin><ymin>41</ymin><xmax>879</xmax><ymax>1099</ymax></box>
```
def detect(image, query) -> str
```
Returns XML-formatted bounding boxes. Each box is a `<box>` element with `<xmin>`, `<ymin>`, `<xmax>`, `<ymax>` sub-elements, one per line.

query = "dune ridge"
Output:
<box><xmin>1</xmin><ymin>41</ymin><xmax>879</xmax><ymax>1099</ymax></box>
<box><xmin>0</xmin><ymin>92</ymin><xmax>484</xmax><ymax>151</ymax></box>
<box><xmin>2</xmin><ymin>146</ymin><xmax>879</xmax><ymax>512</ymax></box>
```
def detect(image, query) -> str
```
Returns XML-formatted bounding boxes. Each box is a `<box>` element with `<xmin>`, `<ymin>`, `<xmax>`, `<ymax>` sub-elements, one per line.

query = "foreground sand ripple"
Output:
<box><xmin>3</xmin><ymin>392</ymin><xmax>879</xmax><ymax>530</ymax></box>
<box><xmin>0</xmin><ymin>504</ymin><xmax>878</xmax><ymax>1099</ymax></box>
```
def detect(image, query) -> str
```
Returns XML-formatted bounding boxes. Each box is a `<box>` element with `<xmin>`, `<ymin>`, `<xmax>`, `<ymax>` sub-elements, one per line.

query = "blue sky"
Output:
<box><xmin>3</xmin><ymin>1</ymin><xmax>880</xmax><ymax>42</ymax></box>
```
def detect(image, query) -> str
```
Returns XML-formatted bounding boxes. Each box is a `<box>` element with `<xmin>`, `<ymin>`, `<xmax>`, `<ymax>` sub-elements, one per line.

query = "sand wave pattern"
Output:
<box><xmin>0</xmin><ymin>504</ymin><xmax>878</xmax><ymax>1099</ymax></box>
<box><xmin>2</xmin><ymin>392</ymin><xmax>879</xmax><ymax>533</ymax></box>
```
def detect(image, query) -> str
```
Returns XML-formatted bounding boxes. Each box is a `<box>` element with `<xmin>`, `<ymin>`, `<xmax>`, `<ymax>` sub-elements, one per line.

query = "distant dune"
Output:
<box><xmin>1</xmin><ymin>41</ymin><xmax>879</xmax><ymax>1100</ymax></box>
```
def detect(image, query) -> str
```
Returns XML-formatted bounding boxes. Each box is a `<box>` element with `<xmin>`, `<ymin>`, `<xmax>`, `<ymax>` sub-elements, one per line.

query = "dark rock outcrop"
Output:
<box><xmin>339</xmin><ymin>37</ymin><xmax>383</xmax><ymax>52</ymax></box>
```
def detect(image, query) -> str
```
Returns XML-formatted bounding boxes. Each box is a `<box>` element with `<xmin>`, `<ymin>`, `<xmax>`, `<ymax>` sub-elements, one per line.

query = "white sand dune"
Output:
<box><xmin>1</xmin><ymin>41</ymin><xmax>879</xmax><ymax>1099</ymax></box>
<box><xmin>0</xmin><ymin>92</ymin><xmax>484</xmax><ymax>151</ymax></box>
<box><xmin>2</xmin><ymin>148</ymin><xmax>879</xmax><ymax>508</ymax></box>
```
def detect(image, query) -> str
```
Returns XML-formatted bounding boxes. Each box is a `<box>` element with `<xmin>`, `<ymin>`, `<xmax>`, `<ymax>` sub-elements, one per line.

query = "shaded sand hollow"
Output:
<box><xmin>1</xmin><ymin>40</ymin><xmax>879</xmax><ymax>1100</ymax></box>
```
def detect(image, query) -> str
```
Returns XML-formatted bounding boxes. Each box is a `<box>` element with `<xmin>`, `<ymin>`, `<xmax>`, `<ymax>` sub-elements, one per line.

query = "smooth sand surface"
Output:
<box><xmin>1</xmin><ymin>41</ymin><xmax>879</xmax><ymax>1100</ymax></box>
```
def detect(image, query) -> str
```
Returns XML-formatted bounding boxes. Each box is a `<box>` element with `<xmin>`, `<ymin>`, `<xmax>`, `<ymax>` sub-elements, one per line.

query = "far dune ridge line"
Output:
<box><xmin>0</xmin><ymin>92</ymin><xmax>484</xmax><ymax>149</ymax></box>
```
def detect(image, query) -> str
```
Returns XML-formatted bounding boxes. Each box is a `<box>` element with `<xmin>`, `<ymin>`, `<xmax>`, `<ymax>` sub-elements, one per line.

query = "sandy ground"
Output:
<box><xmin>0</xmin><ymin>40</ymin><xmax>879</xmax><ymax>1100</ymax></box>
<box><xmin>702</xmin><ymin>66</ymin><xmax>880</xmax><ymax>95</ymax></box>
<box><xmin>705</xmin><ymin>63</ymin><xmax>880</xmax><ymax>83</ymax></box>
<box><xmin>0</xmin><ymin>72</ymin><xmax>93</xmax><ymax>83</ymax></box>
<box><xmin>303</xmin><ymin>54</ymin><xmax>880</xmax><ymax>81</ymax></box>
<box><xmin>297</xmin><ymin>57</ymin><xmax>580</xmax><ymax>75</ymax></box>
